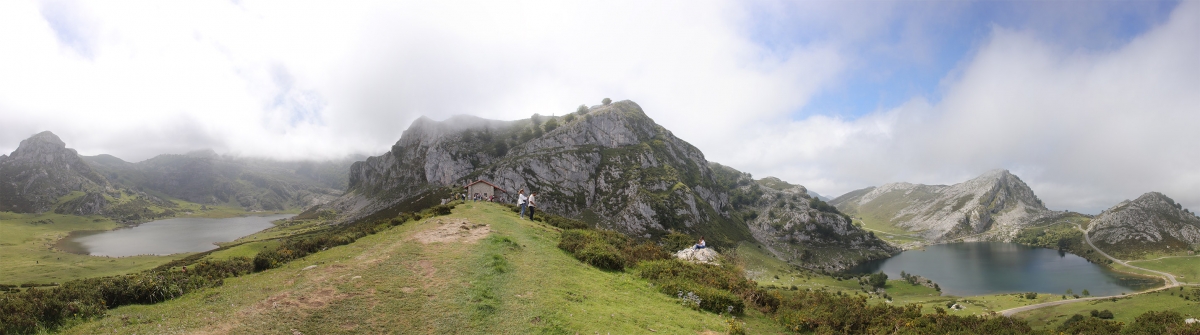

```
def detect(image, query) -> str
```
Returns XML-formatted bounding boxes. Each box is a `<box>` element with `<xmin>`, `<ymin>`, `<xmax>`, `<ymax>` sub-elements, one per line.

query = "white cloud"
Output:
<box><xmin>0</xmin><ymin>0</ymin><xmax>1195</xmax><ymax>214</ymax></box>
<box><xmin>745</xmin><ymin>1</ymin><xmax>1200</xmax><ymax>214</ymax></box>
<box><xmin>0</xmin><ymin>0</ymin><xmax>843</xmax><ymax>164</ymax></box>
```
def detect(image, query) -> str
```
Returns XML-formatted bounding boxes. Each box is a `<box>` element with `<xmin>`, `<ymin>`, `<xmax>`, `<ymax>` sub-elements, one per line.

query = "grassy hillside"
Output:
<box><xmin>61</xmin><ymin>202</ymin><xmax>758</xmax><ymax>334</ymax></box>
<box><xmin>1014</xmin><ymin>287</ymin><xmax>1200</xmax><ymax>331</ymax></box>
<box><xmin>1128</xmin><ymin>257</ymin><xmax>1200</xmax><ymax>284</ymax></box>
<box><xmin>0</xmin><ymin>212</ymin><xmax>175</xmax><ymax>285</ymax></box>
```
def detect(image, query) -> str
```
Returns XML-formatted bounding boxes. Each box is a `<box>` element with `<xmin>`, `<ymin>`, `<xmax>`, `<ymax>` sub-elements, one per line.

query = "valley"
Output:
<box><xmin>2</xmin><ymin>101</ymin><xmax>1198</xmax><ymax>333</ymax></box>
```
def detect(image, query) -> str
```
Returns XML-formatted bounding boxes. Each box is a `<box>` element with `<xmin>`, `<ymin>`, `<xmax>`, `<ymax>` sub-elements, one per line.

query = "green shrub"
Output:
<box><xmin>867</xmin><ymin>272</ymin><xmax>888</xmax><ymax>288</ymax></box>
<box><xmin>1124</xmin><ymin>310</ymin><xmax>1187</xmax><ymax>334</ymax></box>
<box><xmin>575</xmin><ymin>242</ymin><xmax>625</xmax><ymax>271</ymax></box>
<box><xmin>657</xmin><ymin>278</ymin><xmax>744</xmax><ymax>315</ymax></box>
<box><xmin>544</xmin><ymin>215</ymin><xmax>587</xmax><ymax>229</ymax></box>
<box><xmin>661</xmin><ymin>231</ymin><xmax>695</xmax><ymax>252</ymax></box>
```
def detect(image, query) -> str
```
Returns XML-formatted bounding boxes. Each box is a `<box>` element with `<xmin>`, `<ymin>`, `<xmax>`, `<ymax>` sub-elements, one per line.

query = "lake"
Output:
<box><xmin>59</xmin><ymin>214</ymin><xmax>290</xmax><ymax>257</ymax></box>
<box><xmin>848</xmin><ymin>242</ymin><xmax>1161</xmax><ymax>297</ymax></box>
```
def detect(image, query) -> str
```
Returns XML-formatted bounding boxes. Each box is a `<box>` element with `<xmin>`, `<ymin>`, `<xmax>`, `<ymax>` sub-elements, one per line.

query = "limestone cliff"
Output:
<box><xmin>1088</xmin><ymin>192</ymin><xmax>1200</xmax><ymax>256</ymax></box>
<box><xmin>0</xmin><ymin>131</ymin><xmax>109</xmax><ymax>214</ymax></box>
<box><xmin>329</xmin><ymin>100</ymin><xmax>897</xmax><ymax>270</ymax></box>
<box><xmin>831</xmin><ymin>169</ymin><xmax>1060</xmax><ymax>241</ymax></box>
<box><xmin>746</xmin><ymin>177</ymin><xmax>899</xmax><ymax>272</ymax></box>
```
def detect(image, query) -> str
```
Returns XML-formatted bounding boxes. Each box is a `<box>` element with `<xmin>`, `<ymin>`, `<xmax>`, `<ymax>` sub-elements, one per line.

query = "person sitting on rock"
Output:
<box><xmin>694</xmin><ymin>236</ymin><xmax>706</xmax><ymax>249</ymax></box>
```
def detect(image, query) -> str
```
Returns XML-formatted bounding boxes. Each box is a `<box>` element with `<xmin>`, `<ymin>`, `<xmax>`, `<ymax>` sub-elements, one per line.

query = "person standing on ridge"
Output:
<box><xmin>530</xmin><ymin>193</ymin><xmax>540</xmax><ymax>222</ymax></box>
<box><xmin>517</xmin><ymin>189</ymin><xmax>528</xmax><ymax>219</ymax></box>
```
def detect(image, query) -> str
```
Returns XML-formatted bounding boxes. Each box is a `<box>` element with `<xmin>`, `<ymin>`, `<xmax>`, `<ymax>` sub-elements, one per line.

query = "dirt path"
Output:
<box><xmin>998</xmin><ymin>224</ymin><xmax>1182</xmax><ymax>316</ymax></box>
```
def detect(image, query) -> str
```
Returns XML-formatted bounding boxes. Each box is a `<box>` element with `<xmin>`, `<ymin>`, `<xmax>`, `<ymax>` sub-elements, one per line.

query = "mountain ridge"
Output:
<box><xmin>1</xmin><ymin>131</ymin><xmax>356</xmax><ymax>220</ymax></box>
<box><xmin>325</xmin><ymin>100</ymin><xmax>897</xmax><ymax>271</ymax></box>
<box><xmin>1088</xmin><ymin>191</ymin><xmax>1200</xmax><ymax>257</ymax></box>
<box><xmin>831</xmin><ymin>169</ymin><xmax>1062</xmax><ymax>241</ymax></box>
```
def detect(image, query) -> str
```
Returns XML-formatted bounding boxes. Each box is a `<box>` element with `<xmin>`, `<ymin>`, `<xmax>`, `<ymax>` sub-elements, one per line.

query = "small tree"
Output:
<box><xmin>576</xmin><ymin>104</ymin><xmax>588</xmax><ymax>115</ymax></box>
<box><xmin>1081</xmin><ymin>289</ymin><xmax>1090</xmax><ymax>296</ymax></box>
<box><xmin>868</xmin><ymin>272</ymin><xmax>888</xmax><ymax>288</ymax></box>
<box><xmin>543</xmin><ymin>117</ymin><xmax>559</xmax><ymax>132</ymax></box>
<box><xmin>531</xmin><ymin>113</ymin><xmax>542</xmax><ymax>127</ymax></box>
<box><xmin>602</xmin><ymin>98</ymin><xmax>612</xmax><ymax>105</ymax></box>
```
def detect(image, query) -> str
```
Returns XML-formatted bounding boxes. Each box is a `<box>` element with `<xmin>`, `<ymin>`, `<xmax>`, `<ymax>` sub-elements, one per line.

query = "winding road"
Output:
<box><xmin>998</xmin><ymin>224</ymin><xmax>1181</xmax><ymax>316</ymax></box>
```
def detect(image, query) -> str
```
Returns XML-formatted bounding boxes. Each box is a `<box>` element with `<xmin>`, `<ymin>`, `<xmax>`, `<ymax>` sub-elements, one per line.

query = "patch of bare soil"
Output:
<box><xmin>413</xmin><ymin>218</ymin><xmax>491</xmax><ymax>244</ymax></box>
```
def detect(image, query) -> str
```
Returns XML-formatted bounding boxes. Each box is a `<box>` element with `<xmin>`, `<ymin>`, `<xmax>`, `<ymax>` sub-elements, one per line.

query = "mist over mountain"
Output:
<box><xmin>1</xmin><ymin>131</ymin><xmax>357</xmax><ymax>221</ymax></box>
<box><xmin>322</xmin><ymin>100</ymin><xmax>897</xmax><ymax>271</ymax></box>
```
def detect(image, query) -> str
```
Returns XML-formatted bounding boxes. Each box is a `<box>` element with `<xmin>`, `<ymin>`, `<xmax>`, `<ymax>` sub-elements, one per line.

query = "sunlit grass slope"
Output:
<box><xmin>1014</xmin><ymin>287</ymin><xmax>1200</xmax><ymax>330</ymax></box>
<box><xmin>0</xmin><ymin>212</ymin><xmax>175</xmax><ymax>285</ymax></box>
<box><xmin>63</xmin><ymin>202</ymin><xmax>770</xmax><ymax>334</ymax></box>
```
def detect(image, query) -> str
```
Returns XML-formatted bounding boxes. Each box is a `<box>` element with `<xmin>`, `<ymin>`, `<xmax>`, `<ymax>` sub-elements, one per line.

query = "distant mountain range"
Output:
<box><xmin>831</xmin><ymin>169</ymin><xmax>1199</xmax><ymax>256</ymax></box>
<box><xmin>831</xmin><ymin>169</ymin><xmax>1062</xmax><ymax>241</ymax></box>
<box><xmin>0</xmin><ymin>131</ymin><xmax>357</xmax><ymax>222</ymax></box>
<box><xmin>321</xmin><ymin>100</ymin><xmax>897</xmax><ymax>272</ymax></box>
<box><xmin>8</xmin><ymin>101</ymin><xmax>1194</xmax><ymax>267</ymax></box>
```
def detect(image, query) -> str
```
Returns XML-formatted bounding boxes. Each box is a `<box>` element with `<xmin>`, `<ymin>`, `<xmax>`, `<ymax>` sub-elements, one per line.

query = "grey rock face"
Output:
<box><xmin>1089</xmin><ymin>192</ymin><xmax>1200</xmax><ymax>248</ymax></box>
<box><xmin>0</xmin><ymin>131</ymin><xmax>108</xmax><ymax>213</ymax></box>
<box><xmin>745</xmin><ymin>181</ymin><xmax>899</xmax><ymax>272</ymax></box>
<box><xmin>832</xmin><ymin>169</ymin><xmax>1059</xmax><ymax>241</ymax></box>
<box><xmin>332</xmin><ymin>100</ymin><xmax>896</xmax><ymax>270</ymax></box>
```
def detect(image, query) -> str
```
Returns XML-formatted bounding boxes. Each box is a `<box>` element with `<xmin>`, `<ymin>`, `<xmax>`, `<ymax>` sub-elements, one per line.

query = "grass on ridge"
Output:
<box><xmin>61</xmin><ymin>202</ymin><xmax>764</xmax><ymax>334</ymax></box>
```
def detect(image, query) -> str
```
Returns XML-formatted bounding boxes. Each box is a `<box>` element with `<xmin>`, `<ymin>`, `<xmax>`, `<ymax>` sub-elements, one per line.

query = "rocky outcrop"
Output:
<box><xmin>329</xmin><ymin>100</ymin><xmax>896</xmax><ymax>270</ymax></box>
<box><xmin>675</xmin><ymin>248</ymin><xmax>720</xmax><ymax>264</ymax></box>
<box><xmin>831</xmin><ymin>169</ymin><xmax>1061</xmax><ymax>241</ymax></box>
<box><xmin>745</xmin><ymin>178</ymin><xmax>899</xmax><ymax>272</ymax></box>
<box><xmin>338</xmin><ymin>101</ymin><xmax>741</xmax><ymax>241</ymax></box>
<box><xmin>1088</xmin><ymin>192</ymin><xmax>1200</xmax><ymax>254</ymax></box>
<box><xmin>0</xmin><ymin>131</ymin><xmax>109</xmax><ymax>213</ymax></box>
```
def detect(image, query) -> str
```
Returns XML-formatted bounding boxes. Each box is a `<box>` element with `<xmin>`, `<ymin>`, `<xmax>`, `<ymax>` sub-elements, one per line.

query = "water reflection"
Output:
<box><xmin>849</xmin><ymin>242</ymin><xmax>1160</xmax><ymax>296</ymax></box>
<box><xmin>60</xmin><ymin>215</ymin><xmax>289</xmax><ymax>257</ymax></box>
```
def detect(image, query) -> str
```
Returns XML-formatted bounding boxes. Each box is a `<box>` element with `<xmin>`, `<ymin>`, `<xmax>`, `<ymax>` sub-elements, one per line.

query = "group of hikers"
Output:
<box><xmin>459</xmin><ymin>192</ymin><xmax>497</xmax><ymax>202</ymax></box>
<box><xmin>516</xmin><ymin>189</ymin><xmax>539</xmax><ymax>219</ymax></box>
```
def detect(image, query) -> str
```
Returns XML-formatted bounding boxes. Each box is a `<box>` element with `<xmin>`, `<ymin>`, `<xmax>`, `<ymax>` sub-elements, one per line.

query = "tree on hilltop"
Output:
<box><xmin>602</xmin><ymin>98</ymin><xmax>611</xmax><ymax>105</ymax></box>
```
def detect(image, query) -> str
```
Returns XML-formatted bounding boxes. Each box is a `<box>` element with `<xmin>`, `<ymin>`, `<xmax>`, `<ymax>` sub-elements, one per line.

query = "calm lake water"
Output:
<box><xmin>59</xmin><ymin>215</ymin><xmax>289</xmax><ymax>257</ymax></box>
<box><xmin>848</xmin><ymin>242</ymin><xmax>1161</xmax><ymax>297</ymax></box>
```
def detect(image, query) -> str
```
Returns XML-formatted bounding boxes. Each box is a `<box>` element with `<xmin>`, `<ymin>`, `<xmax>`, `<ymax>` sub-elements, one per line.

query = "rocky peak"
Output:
<box><xmin>1</xmin><ymin>131</ymin><xmax>108</xmax><ymax>213</ymax></box>
<box><xmin>10</xmin><ymin>131</ymin><xmax>70</xmax><ymax>161</ymax></box>
<box><xmin>832</xmin><ymin>169</ymin><xmax>1056</xmax><ymax>241</ymax></box>
<box><xmin>333</xmin><ymin>100</ymin><xmax>896</xmax><ymax>271</ymax></box>
<box><xmin>1089</xmin><ymin>191</ymin><xmax>1200</xmax><ymax>255</ymax></box>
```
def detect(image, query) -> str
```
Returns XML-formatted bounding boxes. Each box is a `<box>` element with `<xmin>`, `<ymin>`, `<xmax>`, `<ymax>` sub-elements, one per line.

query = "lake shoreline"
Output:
<box><xmin>55</xmin><ymin>214</ymin><xmax>292</xmax><ymax>257</ymax></box>
<box><xmin>849</xmin><ymin>241</ymin><xmax>1161</xmax><ymax>297</ymax></box>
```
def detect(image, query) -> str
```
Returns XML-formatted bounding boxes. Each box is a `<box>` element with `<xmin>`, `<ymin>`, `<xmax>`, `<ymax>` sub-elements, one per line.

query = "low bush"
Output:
<box><xmin>637</xmin><ymin>259</ymin><xmax>754</xmax><ymax>315</ymax></box>
<box><xmin>660</xmin><ymin>231</ymin><xmax>696</xmax><ymax>252</ymax></box>
<box><xmin>558</xmin><ymin>229</ymin><xmax>671</xmax><ymax>271</ymax></box>
<box><xmin>543</xmin><ymin>215</ymin><xmax>587</xmax><ymax>229</ymax></box>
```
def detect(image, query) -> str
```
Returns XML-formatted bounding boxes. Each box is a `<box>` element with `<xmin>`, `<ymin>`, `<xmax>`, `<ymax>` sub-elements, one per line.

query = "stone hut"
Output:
<box><xmin>464</xmin><ymin>180</ymin><xmax>508</xmax><ymax>201</ymax></box>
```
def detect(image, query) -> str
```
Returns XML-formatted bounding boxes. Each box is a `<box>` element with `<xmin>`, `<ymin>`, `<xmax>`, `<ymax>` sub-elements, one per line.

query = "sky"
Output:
<box><xmin>0</xmin><ymin>0</ymin><xmax>1196</xmax><ymax>214</ymax></box>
